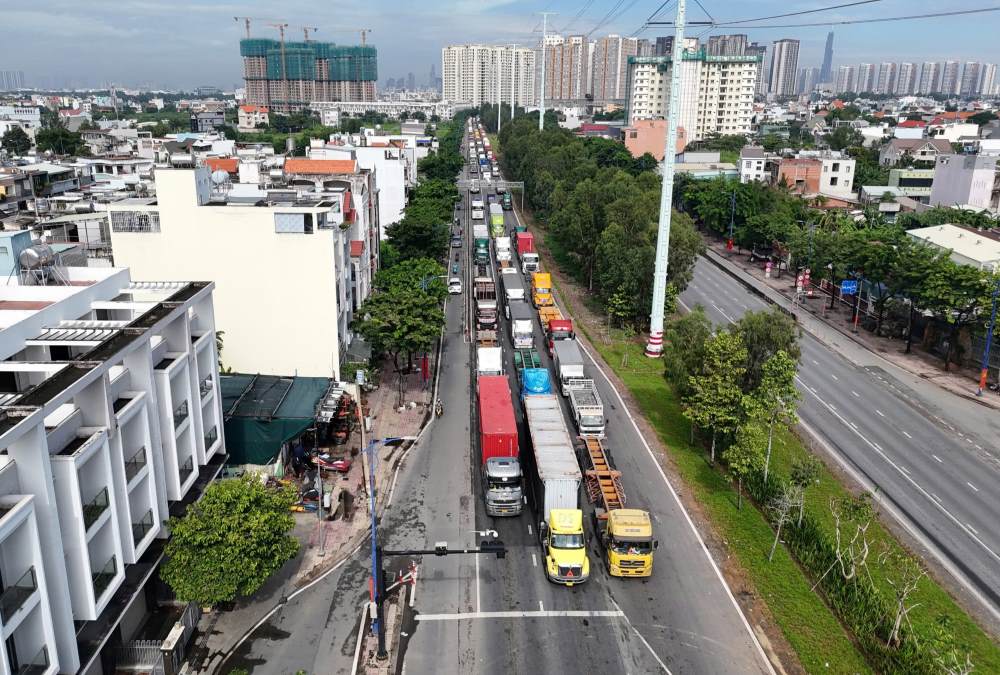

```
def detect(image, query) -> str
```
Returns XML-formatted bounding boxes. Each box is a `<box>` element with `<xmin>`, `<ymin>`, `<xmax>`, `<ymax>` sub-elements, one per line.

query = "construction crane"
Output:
<box><xmin>233</xmin><ymin>16</ymin><xmax>284</xmax><ymax>40</ymax></box>
<box><xmin>265</xmin><ymin>22</ymin><xmax>290</xmax><ymax>112</ymax></box>
<box><xmin>289</xmin><ymin>25</ymin><xmax>320</xmax><ymax>41</ymax></box>
<box><xmin>325</xmin><ymin>28</ymin><xmax>373</xmax><ymax>46</ymax></box>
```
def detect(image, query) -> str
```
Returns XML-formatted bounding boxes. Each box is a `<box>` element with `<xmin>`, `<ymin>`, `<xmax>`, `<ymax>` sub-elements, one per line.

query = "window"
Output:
<box><xmin>274</xmin><ymin>213</ymin><xmax>313</xmax><ymax>234</ymax></box>
<box><xmin>832</xmin><ymin>162</ymin><xmax>840</xmax><ymax>171</ymax></box>
<box><xmin>110</xmin><ymin>210</ymin><xmax>160</xmax><ymax>233</ymax></box>
<box><xmin>830</xmin><ymin>177</ymin><xmax>839</xmax><ymax>186</ymax></box>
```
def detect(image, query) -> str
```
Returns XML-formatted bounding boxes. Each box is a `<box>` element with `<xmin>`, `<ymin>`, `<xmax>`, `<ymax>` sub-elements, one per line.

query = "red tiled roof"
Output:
<box><xmin>897</xmin><ymin>120</ymin><xmax>927</xmax><ymax>128</ymax></box>
<box><xmin>350</xmin><ymin>240</ymin><xmax>364</xmax><ymax>257</ymax></box>
<box><xmin>240</xmin><ymin>105</ymin><xmax>269</xmax><ymax>113</ymax></box>
<box><xmin>206</xmin><ymin>157</ymin><xmax>238</xmax><ymax>174</ymax></box>
<box><xmin>929</xmin><ymin>111</ymin><xmax>978</xmax><ymax>125</ymax></box>
<box><xmin>284</xmin><ymin>158</ymin><xmax>357</xmax><ymax>175</ymax></box>
<box><xmin>0</xmin><ymin>300</ymin><xmax>52</xmax><ymax>310</ymax></box>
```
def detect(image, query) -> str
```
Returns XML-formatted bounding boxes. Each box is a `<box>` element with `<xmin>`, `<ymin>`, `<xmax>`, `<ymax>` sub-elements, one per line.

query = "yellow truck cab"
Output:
<box><xmin>542</xmin><ymin>508</ymin><xmax>590</xmax><ymax>586</ymax></box>
<box><xmin>532</xmin><ymin>272</ymin><xmax>553</xmax><ymax>307</ymax></box>
<box><xmin>601</xmin><ymin>508</ymin><xmax>656</xmax><ymax>577</ymax></box>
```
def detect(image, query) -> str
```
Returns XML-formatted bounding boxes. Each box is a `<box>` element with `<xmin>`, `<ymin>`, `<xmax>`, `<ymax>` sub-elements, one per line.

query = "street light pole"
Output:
<box><xmin>645</xmin><ymin>0</ymin><xmax>687</xmax><ymax>358</ymax></box>
<box><xmin>977</xmin><ymin>278</ymin><xmax>1000</xmax><ymax>396</ymax></box>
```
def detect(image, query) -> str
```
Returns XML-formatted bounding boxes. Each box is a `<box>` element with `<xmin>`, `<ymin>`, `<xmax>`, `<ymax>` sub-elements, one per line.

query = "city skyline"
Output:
<box><xmin>4</xmin><ymin>0</ymin><xmax>999</xmax><ymax>89</ymax></box>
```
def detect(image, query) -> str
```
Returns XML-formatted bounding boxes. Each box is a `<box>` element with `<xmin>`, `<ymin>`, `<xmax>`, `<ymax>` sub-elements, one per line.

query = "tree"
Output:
<box><xmin>878</xmin><ymin>546</ymin><xmax>926</xmax><ymax>648</ymax></box>
<box><xmin>919</xmin><ymin>262</ymin><xmax>994</xmax><ymax>370</ymax></box>
<box><xmin>1</xmin><ymin>126</ymin><xmax>31</xmax><ymax>155</ymax></box>
<box><xmin>730</xmin><ymin>307</ymin><xmax>801</xmax><ymax>393</ymax></box>
<box><xmin>767</xmin><ymin>483</ymin><xmax>803</xmax><ymax>561</ymax></box>
<box><xmin>969</xmin><ymin>111</ymin><xmax>997</xmax><ymax>126</ymax></box>
<box><xmin>161</xmin><ymin>476</ymin><xmax>299</xmax><ymax>606</ymax></box>
<box><xmin>374</xmin><ymin>257</ymin><xmax>447</xmax><ymax>300</ymax></box>
<box><xmin>682</xmin><ymin>331</ymin><xmax>747</xmax><ymax>463</ymax></box>
<box><xmin>753</xmin><ymin>351</ymin><xmax>800</xmax><ymax>483</ymax></box>
<box><xmin>35</xmin><ymin>124</ymin><xmax>86</xmax><ymax>156</ymax></box>
<box><xmin>662</xmin><ymin>306</ymin><xmax>713</xmax><ymax>398</ymax></box>
<box><xmin>824</xmin><ymin>126</ymin><xmax>864</xmax><ymax>151</ymax></box>
<box><xmin>724</xmin><ymin>422</ymin><xmax>766</xmax><ymax>508</ymax></box>
<box><xmin>789</xmin><ymin>455</ymin><xmax>822</xmax><ymax>526</ymax></box>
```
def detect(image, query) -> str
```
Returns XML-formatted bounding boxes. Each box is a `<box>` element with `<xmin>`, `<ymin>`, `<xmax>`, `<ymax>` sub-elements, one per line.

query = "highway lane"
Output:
<box><xmin>683</xmin><ymin>257</ymin><xmax>1000</xmax><ymax>622</ymax></box>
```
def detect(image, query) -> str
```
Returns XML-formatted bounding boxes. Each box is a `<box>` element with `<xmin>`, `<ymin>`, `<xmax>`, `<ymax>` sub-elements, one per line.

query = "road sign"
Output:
<box><xmin>840</xmin><ymin>280</ymin><xmax>858</xmax><ymax>295</ymax></box>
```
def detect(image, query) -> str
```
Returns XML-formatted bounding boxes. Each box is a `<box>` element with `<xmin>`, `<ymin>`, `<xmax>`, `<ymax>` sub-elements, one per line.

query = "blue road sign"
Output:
<box><xmin>840</xmin><ymin>280</ymin><xmax>858</xmax><ymax>295</ymax></box>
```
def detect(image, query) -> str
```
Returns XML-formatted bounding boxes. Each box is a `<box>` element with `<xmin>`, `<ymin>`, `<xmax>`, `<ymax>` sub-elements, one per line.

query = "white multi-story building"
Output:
<box><xmin>960</xmin><ymin>61</ymin><xmax>983</xmax><ymax>96</ymax></box>
<box><xmin>108</xmin><ymin>163</ymin><xmax>379</xmax><ymax>381</ymax></box>
<box><xmin>930</xmin><ymin>154</ymin><xmax>1000</xmax><ymax>210</ymax></box>
<box><xmin>895</xmin><ymin>63</ymin><xmax>917</xmax><ymax>95</ymax></box>
<box><xmin>876</xmin><ymin>62</ymin><xmax>898</xmax><ymax>94</ymax></box>
<box><xmin>441</xmin><ymin>45</ymin><xmax>536</xmax><ymax>107</ymax></box>
<box><xmin>0</xmin><ymin>264</ymin><xmax>225</xmax><ymax>675</ymax></box>
<box><xmin>857</xmin><ymin>63</ymin><xmax>876</xmax><ymax>93</ymax></box>
<box><xmin>310</xmin><ymin>100</ymin><xmax>463</xmax><ymax>127</ymax></box>
<box><xmin>835</xmin><ymin>66</ymin><xmax>857</xmax><ymax>94</ymax></box>
<box><xmin>542</xmin><ymin>35</ymin><xmax>590</xmax><ymax>102</ymax></box>
<box><xmin>981</xmin><ymin>64</ymin><xmax>998</xmax><ymax>97</ymax></box>
<box><xmin>236</xmin><ymin>105</ymin><xmax>269</xmax><ymax>133</ymax></box>
<box><xmin>941</xmin><ymin>61</ymin><xmax>961</xmax><ymax>95</ymax></box>
<box><xmin>768</xmin><ymin>39</ymin><xmax>799</xmax><ymax>96</ymax></box>
<box><xmin>918</xmin><ymin>62</ymin><xmax>941</xmax><ymax>95</ymax></box>
<box><xmin>625</xmin><ymin>45</ymin><xmax>760</xmax><ymax>141</ymax></box>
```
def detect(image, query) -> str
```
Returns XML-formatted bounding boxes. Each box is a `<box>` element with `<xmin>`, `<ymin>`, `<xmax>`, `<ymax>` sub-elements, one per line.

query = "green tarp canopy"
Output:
<box><xmin>220</xmin><ymin>374</ymin><xmax>331</xmax><ymax>465</ymax></box>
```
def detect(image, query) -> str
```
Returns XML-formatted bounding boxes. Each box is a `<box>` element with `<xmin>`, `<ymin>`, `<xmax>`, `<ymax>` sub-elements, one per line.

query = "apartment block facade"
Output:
<box><xmin>625</xmin><ymin>48</ymin><xmax>760</xmax><ymax>141</ymax></box>
<box><xmin>441</xmin><ymin>45</ymin><xmax>536</xmax><ymax>107</ymax></box>
<box><xmin>591</xmin><ymin>35</ymin><xmax>641</xmax><ymax>103</ymax></box>
<box><xmin>768</xmin><ymin>39</ymin><xmax>799</xmax><ymax>96</ymax></box>
<box><xmin>0</xmin><ymin>266</ymin><xmax>225</xmax><ymax>675</ymax></box>
<box><xmin>542</xmin><ymin>35</ymin><xmax>590</xmax><ymax>102</ymax></box>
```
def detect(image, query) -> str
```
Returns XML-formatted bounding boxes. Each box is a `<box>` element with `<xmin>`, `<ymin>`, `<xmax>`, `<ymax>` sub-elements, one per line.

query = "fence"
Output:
<box><xmin>113</xmin><ymin>603</ymin><xmax>201</xmax><ymax>675</ymax></box>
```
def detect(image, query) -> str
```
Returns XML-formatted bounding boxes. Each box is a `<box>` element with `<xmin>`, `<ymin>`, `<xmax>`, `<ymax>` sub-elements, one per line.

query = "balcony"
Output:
<box><xmin>82</xmin><ymin>487</ymin><xmax>110</xmax><ymax>531</ymax></box>
<box><xmin>178</xmin><ymin>456</ymin><xmax>194</xmax><ymax>484</ymax></box>
<box><xmin>173</xmin><ymin>400</ymin><xmax>189</xmax><ymax>428</ymax></box>
<box><xmin>124</xmin><ymin>447</ymin><xmax>147</xmax><ymax>483</ymax></box>
<box><xmin>199</xmin><ymin>375</ymin><xmax>213</xmax><ymax>398</ymax></box>
<box><xmin>0</xmin><ymin>567</ymin><xmax>37</xmax><ymax>623</ymax></box>
<box><xmin>131</xmin><ymin>509</ymin><xmax>154</xmax><ymax>545</ymax></box>
<box><xmin>92</xmin><ymin>556</ymin><xmax>116</xmax><ymax>599</ymax></box>
<box><xmin>204</xmin><ymin>426</ymin><xmax>218</xmax><ymax>449</ymax></box>
<box><xmin>14</xmin><ymin>645</ymin><xmax>48</xmax><ymax>675</ymax></box>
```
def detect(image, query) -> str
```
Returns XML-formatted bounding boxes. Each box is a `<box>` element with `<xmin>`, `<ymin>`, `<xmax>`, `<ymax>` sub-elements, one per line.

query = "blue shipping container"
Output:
<box><xmin>521</xmin><ymin>368</ymin><xmax>552</xmax><ymax>397</ymax></box>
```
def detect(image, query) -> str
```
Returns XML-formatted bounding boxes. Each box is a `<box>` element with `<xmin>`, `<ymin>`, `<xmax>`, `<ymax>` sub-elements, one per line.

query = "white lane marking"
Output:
<box><xmin>849</xmin><ymin>421</ymin><xmax>858</xmax><ymax>430</ymax></box>
<box><xmin>830</xmin><ymin>374</ymin><xmax>839</xmax><ymax>381</ymax></box>
<box><xmin>575</xmin><ymin>337</ymin><xmax>776</xmax><ymax>674</ymax></box>
<box><xmin>475</xmin><ymin>543</ymin><xmax>481</xmax><ymax>612</ymax></box>
<box><xmin>932</xmin><ymin>454</ymin><xmax>943</xmax><ymax>463</ymax></box>
<box><xmin>968</xmin><ymin>524</ymin><xmax>980</xmax><ymax>536</ymax></box>
<box><xmin>710</xmin><ymin>302</ymin><xmax>734</xmax><ymax>323</ymax></box>
<box><xmin>527</xmin><ymin>524</ymin><xmax>533</xmax><ymax>535</ymax></box>
<box><xmin>967</xmin><ymin>482</ymin><xmax>980</xmax><ymax>492</ymax></box>
<box><xmin>875</xmin><ymin>410</ymin><xmax>885</xmax><ymax>417</ymax></box>
<box><xmin>966</xmin><ymin>438</ymin><xmax>974</xmax><ymax>445</ymax></box>
<box><xmin>538</xmin><ymin>600</ymin><xmax>544</xmax><ymax>612</ymax></box>
<box><xmin>740</xmin><ymin>303</ymin><xmax>749</xmax><ymax>310</ymax></box>
<box><xmin>975</xmin><ymin>444</ymin><xmax>983</xmax><ymax>451</ymax></box>
<box><xmin>416</xmin><ymin>609</ymin><xmax>625</xmax><ymax>621</ymax></box>
<box><xmin>851</xmin><ymin>391</ymin><xmax>860</xmax><ymax>398</ymax></box>
<box><xmin>900</xmin><ymin>466</ymin><xmax>910</xmax><ymax>475</ymax></box>
<box><xmin>797</xmin><ymin>378</ymin><xmax>1000</xmax><ymax>565</ymax></box>
<box><xmin>609</xmin><ymin>597</ymin><xmax>673</xmax><ymax>674</ymax></box>
<box><xmin>811</xmin><ymin>359</ymin><xmax>819</xmax><ymax>365</ymax></box>
<box><xmin>902</xmin><ymin>431</ymin><xmax>912</xmax><ymax>439</ymax></box>
<box><xmin>531</xmin><ymin>553</ymin><xmax>538</xmax><ymax>567</ymax></box>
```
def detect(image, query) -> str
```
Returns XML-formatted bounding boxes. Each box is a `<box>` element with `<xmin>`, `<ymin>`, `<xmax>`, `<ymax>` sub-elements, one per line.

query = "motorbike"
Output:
<box><xmin>435</xmin><ymin>398</ymin><xmax>444</xmax><ymax>417</ymax></box>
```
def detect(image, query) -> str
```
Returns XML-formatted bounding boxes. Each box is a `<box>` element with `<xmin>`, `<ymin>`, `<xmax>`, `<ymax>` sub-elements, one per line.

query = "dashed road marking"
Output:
<box><xmin>830</xmin><ymin>374</ymin><xmax>839</xmax><ymax>381</ymax></box>
<box><xmin>902</xmin><ymin>431</ymin><xmax>912</xmax><ymax>439</ymax></box>
<box><xmin>968</xmin><ymin>482</ymin><xmax>980</xmax><ymax>492</ymax></box>
<box><xmin>531</xmin><ymin>553</ymin><xmax>538</xmax><ymax>567</ymax></box>
<box><xmin>416</xmin><ymin>609</ymin><xmax>625</xmax><ymax>621</ymax></box>
<box><xmin>968</xmin><ymin>524</ymin><xmax>980</xmax><ymax>536</ymax></box>
<box><xmin>811</xmin><ymin>359</ymin><xmax>819</xmax><ymax>365</ymax></box>
<box><xmin>932</xmin><ymin>454</ymin><xmax>943</xmax><ymax>463</ymax></box>
<box><xmin>875</xmin><ymin>410</ymin><xmax>885</xmax><ymax>417</ymax></box>
<box><xmin>527</xmin><ymin>524</ymin><xmax>532</xmax><ymax>535</ymax></box>
<box><xmin>849</xmin><ymin>421</ymin><xmax>858</xmax><ymax>430</ymax></box>
<box><xmin>851</xmin><ymin>390</ymin><xmax>860</xmax><ymax>398</ymax></box>
<box><xmin>932</xmin><ymin>493</ymin><xmax>942</xmax><ymax>503</ymax></box>
<box><xmin>538</xmin><ymin>600</ymin><xmax>544</xmax><ymax>612</ymax></box>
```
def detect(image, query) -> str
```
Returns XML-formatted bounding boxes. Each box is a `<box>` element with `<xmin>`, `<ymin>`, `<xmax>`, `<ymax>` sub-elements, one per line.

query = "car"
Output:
<box><xmin>450</xmin><ymin>236</ymin><xmax>462</xmax><ymax>248</ymax></box>
<box><xmin>448</xmin><ymin>278</ymin><xmax>463</xmax><ymax>295</ymax></box>
<box><xmin>470</xmin><ymin>184</ymin><xmax>480</xmax><ymax>194</ymax></box>
<box><xmin>451</xmin><ymin>263</ymin><xmax>460</xmax><ymax>275</ymax></box>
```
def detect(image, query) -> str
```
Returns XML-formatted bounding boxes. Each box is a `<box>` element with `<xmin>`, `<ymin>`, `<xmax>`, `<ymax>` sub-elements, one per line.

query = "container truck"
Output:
<box><xmin>523</xmin><ymin>394</ymin><xmax>588</xmax><ymax>586</ymax></box>
<box><xmin>553</xmin><ymin>339</ymin><xmax>585</xmax><ymax>395</ymax></box>
<box><xmin>519</xmin><ymin>366</ymin><xmax>550</xmax><ymax>398</ymax></box>
<box><xmin>513</xmin><ymin>349</ymin><xmax>542</xmax><ymax>375</ymax></box>
<box><xmin>566</xmin><ymin>379</ymin><xmax>606</xmax><ymax>438</ymax></box>
<box><xmin>537</xmin><ymin>307</ymin><xmax>574</xmax><ymax>355</ymax></box>
<box><xmin>473</xmin><ymin>224</ymin><xmax>490</xmax><ymax>264</ymax></box>
<box><xmin>582</xmin><ymin>437</ymin><xmax>657</xmax><ymax>577</ymax></box>
<box><xmin>472</xmin><ymin>199</ymin><xmax>485</xmax><ymax>221</ymax></box>
<box><xmin>517</xmin><ymin>232</ymin><xmax>540</xmax><ymax>273</ymax></box>
<box><xmin>531</xmin><ymin>272</ymin><xmax>553</xmax><ymax>307</ymax></box>
<box><xmin>478</xmin><ymin>375</ymin><xmax>523</xmax><ymax>516</ymax></box>
<box><xmin>501</xmin><ymin>270</ymin><xmax>526</xmax><ymax>318</ymax></box>
<box><xmin>489</xmin><ymin>204</ymin><xmax>505</xmax><ymax>237</ymax></box>
<box><xmin>495</xmin><ymin>235</ymin><xmax>512</xmax><ymax>265</ymax></box>
<box><xmin>474</xmin><ymin>275</ymin><xmax>498</xmax><ymax>329</ymax></box>
<box><xmin>476</xmin><ymin>347</ymin><xmax>503</xmax><ymax>377</ymax></box>
<box><xmin>502</xmin><ymin>192</ymin><xmax>512</xmax><ymax>211</ymax></box>
<box><xmin>509</xmin><ymin>301</ymin><xmax>535</xmax><ymax>349</ymax></box>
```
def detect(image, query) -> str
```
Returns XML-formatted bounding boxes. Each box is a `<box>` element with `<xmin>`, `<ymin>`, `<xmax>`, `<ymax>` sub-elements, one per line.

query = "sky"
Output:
<box><xmin>5</xmin><ymin>0</ymin><xmax>1000</xmax><ymax>90</ymax></box>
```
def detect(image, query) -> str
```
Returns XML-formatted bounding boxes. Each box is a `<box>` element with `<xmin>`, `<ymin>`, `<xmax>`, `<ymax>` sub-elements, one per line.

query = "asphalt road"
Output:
<box><xmin>683</xmin><ymin>257</ymin><xmax>1000</xmax><ymax>624</ymax></box>
<box><xmin>391</xmin><ymin>141</ymin><xmax>774</xmax><ymax>674</ymax></box>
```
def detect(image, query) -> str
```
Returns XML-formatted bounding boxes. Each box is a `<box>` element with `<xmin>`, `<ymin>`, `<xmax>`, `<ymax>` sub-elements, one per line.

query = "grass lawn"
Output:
<box><xmin>720</xmin><ymin>149</ymin><xmax>739</xmax><ymax>164</ymax></box>
<box><xmin>542</xmin><ymin>240</ymin><xmax>1000</xmax><ymax>674</ymax></box>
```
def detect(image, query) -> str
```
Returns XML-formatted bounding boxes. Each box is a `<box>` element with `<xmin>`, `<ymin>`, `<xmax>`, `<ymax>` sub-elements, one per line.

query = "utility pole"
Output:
<box><xmin>538</xmin><ymin>12</ymin><xmax>556</xmax><ymax>131</ymax></box>
<box><xmin>978</xmin><ymin>278</ymin><xmax>1000</xmax><ymax>395</ymax></box>
<box><xmin>645</xmin><ymin>0</ymin><xmax>687</xmax><ymax>357</ymax></box>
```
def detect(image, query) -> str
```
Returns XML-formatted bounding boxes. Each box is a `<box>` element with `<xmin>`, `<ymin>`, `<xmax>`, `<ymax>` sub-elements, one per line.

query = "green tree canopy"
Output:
<box><xmin>683</xmin><ymin>331</ymin><xmax>748</xmax><ymax>463</ymax></box>
<box><xmin>730</xmin><ymin>307</ymin><xmax>801</xmax><ymax>393</ymax></box>
<box><xmin>1</xmin><ymin>126</ymin><xmax>31</xmax><ymax>155</ymax></box>
<box><xmin>161</xmin><ymin>476</ymin><xmax>299</xmax><ymax>606</ymax></box>
<box><xmin>663</xmin><ymin>306</ymin><xmax>713</xmax><ymax>398</ymax></box>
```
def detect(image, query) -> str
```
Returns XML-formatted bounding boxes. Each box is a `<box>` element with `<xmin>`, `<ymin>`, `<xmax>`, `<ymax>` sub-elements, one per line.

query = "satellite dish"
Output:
<box><xmin>211</xmin><ymin>169</ymin><xmax>230</xmax><ymax>185</ymax></box>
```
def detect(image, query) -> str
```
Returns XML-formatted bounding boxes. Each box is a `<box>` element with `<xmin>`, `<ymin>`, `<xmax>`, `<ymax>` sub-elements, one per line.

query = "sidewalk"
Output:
<box><xmin>189</xmin><ymin>354</ymin><xmax>436</xmax><ymax>673</ymax></box>
<box><xmin>703</xmin><ymin>239</ymin><xmax>1000</xmax><ymax>412</ymax></box>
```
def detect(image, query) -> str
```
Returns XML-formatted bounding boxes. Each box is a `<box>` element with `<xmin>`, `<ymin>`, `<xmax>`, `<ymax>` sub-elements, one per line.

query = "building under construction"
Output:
<box><xmin>240</xmin><ymin>38</ymin><xmax>378</xmax><ymax>113</ymax></box>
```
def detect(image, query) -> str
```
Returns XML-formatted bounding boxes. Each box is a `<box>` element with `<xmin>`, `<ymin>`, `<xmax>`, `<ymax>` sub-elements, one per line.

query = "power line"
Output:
<box><xmin>710</xmin><ymin>0</ymin><xmax>887</xmax><ymax>27</ymax></box>
<box><xmin>711</xmin><ymin>5</ymin><xmax>1000</xmax><ymax>29</ymax></box>
<box><xmin>560</xmin><ymin>0</ymin><xmax>597</xmax><ymax>34</ymax></box>
<box><xmin>693</xmin><ymin>0</ymin><xmax>715</xmax><ymax>23</ymax></box>
<box><xmin>586</xmin><ymin>0</ymin><xmax>628</xmax><ymax>37</ymax></box>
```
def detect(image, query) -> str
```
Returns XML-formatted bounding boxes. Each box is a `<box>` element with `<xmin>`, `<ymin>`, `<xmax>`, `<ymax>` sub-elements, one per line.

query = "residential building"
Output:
<box><xmin>888</xmin><ymin>168</ymin><xmax>936</xmax><ymax>202</ymax></box>
<box><xmin>0</xmin><ymin>262</ymin><xmax>225</xmax><ymax>675</ymax></box>
<box><xmin>768</xmin><ymin>39</ymin><xmax>799</xmax><ymax>96</ymax></box>
<box><xmin>0</xmin><ymin>70</ymin><xmax>25</xmax><ymax>90</ymax></box>
<box><xmin>237</xmin><ymin>105</ymin><xmax>269</xmax><ymax>132</ymax></box>
<box><xmin>622</xmin><ymin>119</ymin><xmax>687</xmax><ymax>160</ymax></box>
<box><xmin>189</xmin><ymin>111</ymin><xmax>225</xmax><ymax>134</ymax></box>
<box><xmin>908</xmin><ymin>224</ymin><xmax>1000</xmax><ymax>271</ymax></box>
<box><xmin>941</xmin><ymin>61</ymin><xmax>961</xmax><ymax>95</ymax></box>
<box><xmin>108</xmin><ymin>163</ymin><xmax>379</xmax><ymax>380</ymax></box>
<box><xmin>876</xmin><ymin>62</ymin><xmax>898</xmax><ymax>95</ymax></box>
<box><xmin>835</xmin><ymin>66</ymin><xmax>857</xmax><ymax>94</ymax></box>
<box><xmin>797</xmin><ymin>67</ymin><xmax>820</xmax><ymax>95</ymax></box>
<box><xmin>746</xmin><ymin>43</ymin><xmax>768</xmax><ymax>96</ymax></box>
<box><xmin>895</xmin><ymin>63</ymin><xmax>917</xmax><ymax>96</ymax></box>
<box><xmin>0</xmin><ymin>118</ymin><xmax>34</xmax><ymax>145</ymax></box>
<box><xmin>929</xmin><ymin>154</ymin><xmax>1000</xmax><ymax>210</ymax></box>
<box><xmin>928</xmin><ymin>122</ymin><xmax>980</xmax><ymax>144</ymax></box>
<box><xmin>240</xmin><ymin>38</ymin><xmax>377</xmax><ymax>114</ymax></box>
<box><xmin>0</xmin><ymin>105</ymin><xmax>41</xmax><ymax>132</ymax></box>
<box><xmin>542</xmin><ymin>35</ymin><xmax>590</xmax><ymax>102</ymax></box>
<box><xmin>981</xmin><ymin>64</ymin><xmax>997</xmax><ymax>97</ymax></box>
<box><xmin>819</xmin><ymin>32</ymin><xmax>835</xmax><ymax>83</ymax></box>
<box><xmin>893</xmin><ymin>119</ymin><xmax>927</xmax><ymax>140</ymax></box>
<box><xmin>879</xmin><ymin>138</ymin><xmax>952</xmax><ymax>166</ymax></box>
<box><xmin>739</xmin><ymin>146</ymin><xmax>776</xmax><ymax>183</ymax></box>
<box><xmin>441</xmin><ymin>45</ymin><xmax>536</xmax><ymax>107</ymax></box>
<box><xmin>960</xmin><ymin>62</ymin><xmax>983</xmax><ymax>97</ymax></box>
<box><xmin>311</xmin><ymin>100</ymin><xmax>461</xmax><ymax>127</ymax></box>
<box><xmin>0</xmin><ymin>169</ymin><xmax>33</xmax><ymax>217</ymax></box>
<box><xmin>774</xmin><ymin>151</ymin><xmax>856</xmax><ymax>197</ymax></box>
<box><xmin>918</xmin><ymin>62</ymin><xmax>941</xmax><ymax>95</ymax></box>
<box><xmin>624</xmin><ymin>47</ymin><xmax>759</xmax><ymax>141</ymax></box>
<box><xmin>592</xmin><ymin>35</ymin><xmax>642</xmax><ymax>103</ymax></box>
<box><xmin>706</xmin><ymin>34</ymin><xmax>748</xmax><ymax>57</ymax></box>
<box><xmin>857</xmin><ymin>63</ymin><xmax>877</xmax><ymax>93</ymax></box>
<box><xmin>654</xmin><ymin>36</ymin><xmax>673</xmax><ymax>57</ymax></box>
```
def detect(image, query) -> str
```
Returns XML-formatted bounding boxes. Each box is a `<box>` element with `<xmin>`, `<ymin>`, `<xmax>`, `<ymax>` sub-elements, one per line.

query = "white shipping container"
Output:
<box><xmin>523</xmin><ymin>394</ymin><xmax>581</xmax><ymax>521</ymax></box>
<box><xmin>477</xmin><ymin>347</ymin><xmax>503</xmax><ymax>376</ymax></box>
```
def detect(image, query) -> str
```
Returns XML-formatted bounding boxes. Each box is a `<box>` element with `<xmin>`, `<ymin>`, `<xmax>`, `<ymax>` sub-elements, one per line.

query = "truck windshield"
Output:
<box><xmin>487</xmin><ymin>478</ymin><xmax>519</xmax><ymax>490</ymax></box>
<box><xmin>550</xmin><ymin>533</ymin><xmax>584</xmax><ymax>549</ymax></box>
<box><xmin>610</xmin><ymin>538</ymin><xmax>652</xmax><ymax>555</ymax></box>
<box><xmin>581</xmin><ymin>415</ymin><xmax>603</xmax><ymax>428</ymax></box>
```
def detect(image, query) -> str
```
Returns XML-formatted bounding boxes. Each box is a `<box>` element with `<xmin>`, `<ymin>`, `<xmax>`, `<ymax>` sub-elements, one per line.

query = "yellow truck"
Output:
<box><xmin>531</xmin><ymin>272</ymin><xmax>553</xmax><ymax>308</ymax></box>
<box><xmin>582</xmin><ymin>437</ymin><xmax>657</xmax><ymax>577</ymax></box>
<box><xmin>542</xmin><ymin>508</ymin><xmax>590</xmax><ymax>586</ymax></box>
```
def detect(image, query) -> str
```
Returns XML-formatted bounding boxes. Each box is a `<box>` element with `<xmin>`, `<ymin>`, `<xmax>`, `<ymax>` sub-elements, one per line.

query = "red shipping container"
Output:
<box><xmin>516</xmin><ymin>231</ymin><xmax>535</xmax><ymax>255</ymax></box>
<box><xmin>477</xmin><ymin>375</ymin><xmax>519</xmax><ymax>463</ymax></box>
